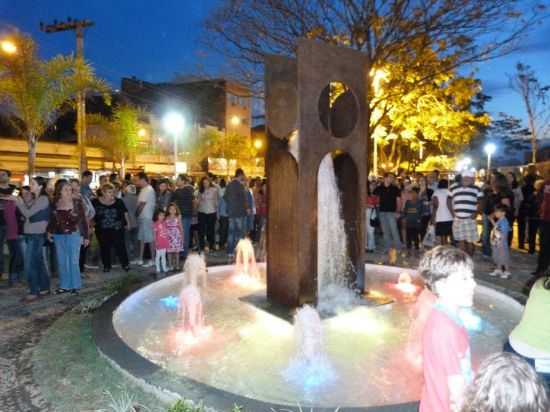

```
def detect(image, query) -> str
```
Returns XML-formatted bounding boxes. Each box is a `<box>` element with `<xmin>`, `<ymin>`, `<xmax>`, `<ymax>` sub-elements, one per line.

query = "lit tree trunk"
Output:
<box><xmin>27</xmin><ymin>134</ymin><xmax>37</xmax><ymax>177</ymax></box>
<box><xmin>120</xmin><ymin>155</ymin><xmax>126</xmax><ymax>180</ymax></box>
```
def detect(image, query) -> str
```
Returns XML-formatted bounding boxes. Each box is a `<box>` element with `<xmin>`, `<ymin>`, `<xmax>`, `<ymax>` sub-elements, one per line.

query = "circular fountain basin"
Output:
<box><xmin>113</xmin><ymin>264</ymin><xmax>522</xmax><ymax>409</ymax></box>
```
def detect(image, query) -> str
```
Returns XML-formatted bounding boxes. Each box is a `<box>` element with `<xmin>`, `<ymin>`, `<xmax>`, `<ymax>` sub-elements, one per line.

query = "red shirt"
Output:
<box><xmin>153</xmin><ymin>221</ymin><xmax>170</xmax><ymax>250</ymax></box>
<box><xmin>366</xmin><ymin>195</ymin><xmax>379</xmax><ymax>207</ymax></box>
<box><xmin>420</xmin><ymin>306</ymin><xmax>472</xmax><ymax>412</ymax></box>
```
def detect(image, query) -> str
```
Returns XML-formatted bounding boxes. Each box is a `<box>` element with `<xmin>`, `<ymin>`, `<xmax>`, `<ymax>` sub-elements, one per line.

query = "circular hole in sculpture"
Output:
<box><xmin>318</xmin><ymin>81</ymin><xmax>358</xmax><ymax>138</ymax></box>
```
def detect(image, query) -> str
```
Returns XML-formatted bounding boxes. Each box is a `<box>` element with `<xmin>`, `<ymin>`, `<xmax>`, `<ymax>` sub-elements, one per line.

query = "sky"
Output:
<box><xmin>1</xmin><ymin>0</ymin><xmax>550</xmax><ymax>131</ymax></box>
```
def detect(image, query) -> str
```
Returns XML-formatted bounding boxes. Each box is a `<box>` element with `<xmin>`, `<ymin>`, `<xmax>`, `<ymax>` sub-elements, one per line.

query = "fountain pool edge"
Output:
<box><xmin>93</xmin><ymin>264</ymin><xmax>524</xmax><ymax>412</ymax></box>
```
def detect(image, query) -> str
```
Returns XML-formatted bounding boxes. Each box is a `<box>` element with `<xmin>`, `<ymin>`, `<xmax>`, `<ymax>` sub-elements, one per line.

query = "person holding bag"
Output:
<box><xmin>366</xmin><ymin>180</ymin><xmax>379</xmax><ymax>252</ymax></box>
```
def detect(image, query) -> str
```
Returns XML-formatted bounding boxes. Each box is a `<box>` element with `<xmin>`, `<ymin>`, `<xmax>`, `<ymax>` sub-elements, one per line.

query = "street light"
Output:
<box><xmin>162</xmin><ymin>112</ymin><xmax>185</xmax><ymax>179</ymax></box>
<box><xmin>254</xmin><ymin>139</ymin><xmax>263</xmax><ymax>150</ymax></box>
<box><xmin>138</xmin><ymin>128</ymin><xmax>147</xmax><ymax>138</ymax></box>
<box><xmin>484</xmin><ymin>142</ymin><xmax>496</xmax><ymax>172</ymax></box>
<box><xmin>230</xmin><ymin>115</ymin><xmax>241</xmax><ymax>126</ymax></box>
<box><xmin>1</xmin><ymin>40</ymin><xmax>17</xmax><ymax>55</ymax></box>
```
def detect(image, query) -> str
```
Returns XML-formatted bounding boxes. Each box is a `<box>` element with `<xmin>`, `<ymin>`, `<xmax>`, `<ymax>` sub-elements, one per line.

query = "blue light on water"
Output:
<box><xmin>282</xmin><ymin>358</ymin><xmax>337</xmax><ymax>391</ymax></box>
<box><xmin>160</xmin><ymin>295</ymin><xmax>180</xmax><ymax>310</ymax></box>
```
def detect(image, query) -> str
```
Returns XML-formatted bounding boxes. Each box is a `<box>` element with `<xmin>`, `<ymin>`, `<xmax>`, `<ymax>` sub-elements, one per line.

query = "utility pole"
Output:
<box><xmin>40</xmin><ymin>18</ymin><xmax>95</xmax><ymax>173</ymax></box>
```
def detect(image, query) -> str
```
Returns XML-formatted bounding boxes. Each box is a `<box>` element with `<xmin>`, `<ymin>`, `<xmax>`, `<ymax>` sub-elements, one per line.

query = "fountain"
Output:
<box><xmin>170</xmin><ymin>254</ymin><xmax>211</xmax><ymax>353</ymax></box>
<box><xmin>317</xmin><ymin>154</ymin><xmax>360</xmax><ymax>315</ymax></box>
<box><xmin>282</xmin><ymin>305</ymin><xmax>336</xmax><ymax>391</ymax></box>
<box><xmin>232</xmin><ymin>237</ymin><xmax>262</xmax><ymax>288</ymax></box>
<box><xmin>109</xmin><ymin>40</ymin><xmax>524</xmax><ymax>411</ymax></box>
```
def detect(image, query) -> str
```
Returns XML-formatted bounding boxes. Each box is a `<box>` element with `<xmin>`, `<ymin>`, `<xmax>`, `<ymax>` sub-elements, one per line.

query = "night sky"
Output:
<box><xmin>2</xmin><ymin>0</ymin><xmax>550</xmax><ymax>131</ymax></box>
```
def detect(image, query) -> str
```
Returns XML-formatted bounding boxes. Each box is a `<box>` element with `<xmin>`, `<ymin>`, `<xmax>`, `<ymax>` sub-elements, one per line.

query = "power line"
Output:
<box><xmin>40</xmin><ymin>17</ymin><xmax>95</xmax><ymax>173</ymax></box>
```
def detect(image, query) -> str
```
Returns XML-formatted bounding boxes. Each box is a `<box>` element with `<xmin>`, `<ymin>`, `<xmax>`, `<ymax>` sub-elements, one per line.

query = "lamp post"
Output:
<box><xmin>484</xmin><ymin>143</ymin><xmax>496</xmax><ymax>173</ymax></box>
<box><xmin>162</xmin><ymin>112</ymin><xmax>185</xmax><ymax>179</ymax></box>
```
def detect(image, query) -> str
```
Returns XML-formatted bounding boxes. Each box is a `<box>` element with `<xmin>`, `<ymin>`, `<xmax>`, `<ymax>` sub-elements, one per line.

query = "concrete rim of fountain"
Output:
<box><xmin>92</xmin><ymin>264</ymin><xmax>524</xmax><ymax>412</ymax></box>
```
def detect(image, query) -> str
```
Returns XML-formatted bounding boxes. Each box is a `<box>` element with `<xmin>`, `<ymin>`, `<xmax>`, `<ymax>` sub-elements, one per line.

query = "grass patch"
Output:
<box><xmin>32</xmin><ymin>312</ymin><xmax>165</xmax><ymax>412</ymax></box>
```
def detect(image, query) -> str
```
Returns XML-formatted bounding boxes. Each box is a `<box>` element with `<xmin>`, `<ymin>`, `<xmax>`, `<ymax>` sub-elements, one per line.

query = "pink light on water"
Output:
<box><xmin>171</xmin><ymin>325</ymin><xmax>213</xmax><ymax>355</ymax></box>
<box><xmin>232</xmin><ymin>273</ymin><xmax>263</xmax><ymax>289</ymax></box>
<box><xmin>394</xmin><ymin>272</ymin><xmax>419</xmax><ymax>294</ymax></box>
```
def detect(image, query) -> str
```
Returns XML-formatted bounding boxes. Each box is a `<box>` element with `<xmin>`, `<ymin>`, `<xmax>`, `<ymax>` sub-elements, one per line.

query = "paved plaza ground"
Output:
<box><xmin>0</xmin><ymin>240</ymin><xmax>540</xmax><ymax>412</ymax></box>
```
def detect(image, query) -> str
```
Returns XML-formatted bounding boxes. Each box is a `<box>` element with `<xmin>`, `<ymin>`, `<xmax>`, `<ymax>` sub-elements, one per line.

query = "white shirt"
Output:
<box><xmin>433</xmin><ymin>188</ymin><xmax>453</xmax><ymax>223</ymax></box>
<box><xmin>137</xmin><ymin>184</ymin><xmax>156</xmax><ymax>220</ymax></box>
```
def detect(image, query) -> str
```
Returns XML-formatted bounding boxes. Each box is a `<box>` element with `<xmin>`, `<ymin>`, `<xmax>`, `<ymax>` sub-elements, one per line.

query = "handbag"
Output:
<box><xmin>369</xmin><ymin>208</ymin><xmax>380</xmax><ymax>228</ymax></box>
<box><xmin>422</xmin><ymin>224</ymin><xmax>435</xmax><ymax>247</ymax></box>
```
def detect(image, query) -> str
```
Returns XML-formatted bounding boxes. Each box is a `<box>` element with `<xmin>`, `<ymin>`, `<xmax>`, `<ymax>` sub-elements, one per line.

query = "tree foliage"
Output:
<box><xmin>370</xmin><ymin>36</ymin><xmax>490</xmax><ymax>170</ymax></box>
<box><xmin>508</xmin><ymin>62</ymin><xmax>550</xmax><ymax>163</ymax></box>
<box><xmin>186</xmin><ymin>127</ymin><xmax>257</xmax><ymax>175</ymax></box>
<box><xmin>203</xmin><ymin>0</ymin><xmax>545</xmax><ymax>172</ymax></box>
<box><xmin>0</xmin><ymin>32</ymin><xmax>110</xmax><ymax>175</ymax></box>
<box><xmin>87</xmin><ymin>105</ymin><xmax>142</xmax><ymax>176</ymax></box>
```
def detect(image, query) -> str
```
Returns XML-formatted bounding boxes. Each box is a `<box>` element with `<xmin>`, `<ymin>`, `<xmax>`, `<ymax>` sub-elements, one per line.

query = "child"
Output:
<box><xmin>489</xmin><ymin>204</ymin><xmax>511</xmax><ymax>279</ymax></box>
<box><xmin>419</xmin><ymin>246</ymin><xmax>476</xmax><ymax>412</ymax></box>
<box><xmin>153</xmin><ymin>209</ymin><xmax>169</xmax><ymax>274</ymax></box>
<box><xmin>404</xmin><ymin>187</ymin><xmax>424</xmax><ymax>254</ymax></box>
<box><xmin>460</xmin><ymin>352</ymin><xmax>549</xmax><ymax>412</ymax></box>
<box><xmin>165</xmin><ymin>203</ymin><xmax>184</xmax><ymax>271</ymax></box>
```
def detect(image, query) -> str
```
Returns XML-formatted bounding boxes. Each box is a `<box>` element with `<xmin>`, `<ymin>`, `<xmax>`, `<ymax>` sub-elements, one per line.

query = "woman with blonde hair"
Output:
<box><xmin>460</xmin><ymin>352</ymin><xmax>548</xmax><ymax>412</ymax></box>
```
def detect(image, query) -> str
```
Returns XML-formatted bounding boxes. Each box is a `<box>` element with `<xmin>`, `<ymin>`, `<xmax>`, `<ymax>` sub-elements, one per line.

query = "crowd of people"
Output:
<box><xmin>366</xmin><ymin>165</ymin><xmax>550</xmax><ymax>288</ymax></box>
<box><xmin>0</xmin><ymin>167</ymin><xmax>266</xmax><ymax>301</ymax></box>
<box><xmin>1</xmin><ymin>163</ymin><xmax>549</xmax><ymax>412</ymax></box>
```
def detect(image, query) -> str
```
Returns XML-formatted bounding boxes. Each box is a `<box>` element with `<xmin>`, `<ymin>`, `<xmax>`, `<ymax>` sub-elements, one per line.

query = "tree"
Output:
<box><xmin>509</xmin><ymin>62</ymin><xmax>550</xmax><ymax>163</ymax></box>
<box><xmin>87</xmin><ymin>105</ymin><xmax>142</xmax><ymax>177</ymax></box>
<box><xmin>186</xmin><ymin>127</ymin><xmax>257</xmax><ymax>176</ymax></box>
<box><xmin>203</xmin><ymin>0</ymin><xmax>545</xmax><ymax>93</ymax></box>
<box><xmin>0</xmin><ymin>32</ymin><xmax>109</xmax><ymax>176</ymax></box>
<box><xmin>203</xmin><ymin>0</ymin><xmax>539</xmax><ymax>170</ymax></box>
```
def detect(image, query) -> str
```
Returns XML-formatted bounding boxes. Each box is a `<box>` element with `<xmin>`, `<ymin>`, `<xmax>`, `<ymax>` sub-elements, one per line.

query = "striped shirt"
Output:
<box><xmin>450</xmin><ymin>184</ymin><xmax>482</xmax><ymax>219</ymax></box>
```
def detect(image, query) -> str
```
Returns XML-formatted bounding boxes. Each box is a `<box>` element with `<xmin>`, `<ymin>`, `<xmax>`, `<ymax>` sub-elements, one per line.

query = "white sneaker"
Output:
<box><xmin>142</xmin><ymin>261</ymin><xmax>154</xmax><ymax>268</ymax></box>
<box><xmin>134</xmin><ymin>260</ymin><xmax>143</xmax><ymax>266</ymax></box>
<box><xmin>500</xmin><ymin>271</ymin><xmax>511</xmax><ymax>279</ymax></box>
<box><xmin>489</xmin><ymin>269</ymin><xmax>502</xmax><ymax>277</ymax></box>
<box><xmin>84</xmin><ymin>264</ymin><xmax>99</xmax><ymax>270</ymax></box>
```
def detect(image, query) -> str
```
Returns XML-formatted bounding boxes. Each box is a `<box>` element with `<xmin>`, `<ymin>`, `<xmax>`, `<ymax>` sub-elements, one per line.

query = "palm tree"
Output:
<box><xmin>0</xmin><ymin>32</ymin><xmax>109</xmax><ymax>176</ymax></box>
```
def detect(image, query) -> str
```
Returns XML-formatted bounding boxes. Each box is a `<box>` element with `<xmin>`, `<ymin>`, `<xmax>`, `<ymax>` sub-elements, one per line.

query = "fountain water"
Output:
<box><xmin>317</xmin><ymin>155</ymin><xmax>358</xmax><ymax>314</ymax></box>
<box><xmin>282</xmin><ymin>305</ymin><xmax>336</xmax><ymax>391</ymax></box>
<box><xmin>172</xmin><ymin>254</ymin><xmax>211</xmax><ymax>353</ymax></box>
<box><xmin>233</xmin><ymin>237</ymin><xmax>262</xmax><ymax>287</ymax></box>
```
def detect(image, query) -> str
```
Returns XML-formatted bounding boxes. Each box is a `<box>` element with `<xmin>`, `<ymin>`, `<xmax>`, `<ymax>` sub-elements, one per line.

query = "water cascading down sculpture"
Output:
<box><xmin>265</xmin><ymin>39</ymin><xmax>369</xmax><ymax>308</ymax></box>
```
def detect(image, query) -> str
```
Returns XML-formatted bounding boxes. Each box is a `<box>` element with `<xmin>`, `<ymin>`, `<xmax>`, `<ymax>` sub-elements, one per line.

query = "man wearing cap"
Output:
<box><xmin>447</xmin><ymin>170</ymin><xmax>483</xmax><ymax>256</ymax></box>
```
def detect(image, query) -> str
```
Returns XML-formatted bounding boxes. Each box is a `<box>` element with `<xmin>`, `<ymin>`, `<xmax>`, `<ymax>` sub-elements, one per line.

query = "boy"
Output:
<box><xmin>489</xmin><ymin>204</ymin><xmax>511</xmax><ymax>279</ymax></box>
<box><xmin>419</xmin><ymin>246</ymin><xmax>476</xmax><ymax>412</ymax></box>
<box><xmin>404</xmin><ymin>187</ymin><xmax>424</xmax><ymax>254</ymax></box>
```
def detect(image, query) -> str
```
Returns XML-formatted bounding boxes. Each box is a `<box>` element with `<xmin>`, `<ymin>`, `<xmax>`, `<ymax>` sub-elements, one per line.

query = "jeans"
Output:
<box><xmin>96</xmin><ymin>229</ymin><xmax>129</xmax><ymax>270</ymax></box>
<box><xmin>536</xmin><ymin>220</ymin><xmax>550</xmax><ymax>274</ymax></box>
<box><xmin>125</xmin><ymin>227</ymin><xmax>138</xmax><ymax>261</ymax></box>
<box><xmin>227</xmin><ymin>216</ymin><xmax>247</xmax><ymax>255</ymax></box>
<box><xmin>7</xmin><ymin>238</ymin><xmax>24</xmax><ymax>284</ymax></box>
<box><xmin>379</xmin><ymin>212</ymin><xmax>401</xmax><ymax>251</ymax></box>
<box><xmin>481</xmin><ymin>214</ymin><xmax>492</xmax><ymax>257</ymax></box>
<box><xmin>24</xmin><ymin>234</ymin><xmax>50</xmax><ymax>295</ymax></box>
<box><xmin>0</xmin><ymin>226</ymin><xmax>5</xmax><ymax>275</ymax></box>
<box><xmin>365</xmin><ymin>208</ymin><xmax>376</xmax><ymax>251</ymax></box>
<box><xmin>53</xmin><ymin>233</ymin><xmax>82</xmax><ymax>290</ymax></box>
<box><xmin>198</xmin><ymin>212</ymin><xmax>217</xmax><ymax>249</ymax></box>
<box><xmin>218</xmin><ymin>216</ymin><xmax>229</xmax><ymax>247</ymax></box>
<box><xmin>246</xmin><ymin>214</ymin><xmax>255</xmax><ymax>237</ymax></box>
<box><xmin>406</xmin><ymin>226</ymin><xmax>420</xmax><ymax>249</ymax></box>
<box><xmin>181</xmin><ymin>216</ymin><xmax>192</xmax><ymax>258</ymax></box>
